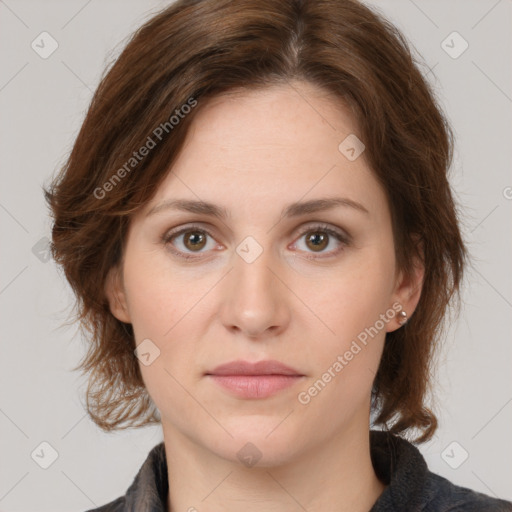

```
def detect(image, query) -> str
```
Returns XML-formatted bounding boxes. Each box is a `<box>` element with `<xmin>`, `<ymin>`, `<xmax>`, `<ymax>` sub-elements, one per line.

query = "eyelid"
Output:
<box><xmin>162</xmin><ymin>223</ymin><xmax>216</xmax><ymax>242</ymax></box>
<box><xmin>293</xmin><ymin>222</ymin><xmax>351</xmax><ymax>243</ymax></box>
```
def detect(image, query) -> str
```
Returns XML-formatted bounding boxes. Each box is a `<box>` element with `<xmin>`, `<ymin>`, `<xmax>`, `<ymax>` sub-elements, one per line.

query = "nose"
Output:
<box><xmin>219</xmin><ymin>244</ymin><xmax>291</xmax><ymax>340</ymax></box>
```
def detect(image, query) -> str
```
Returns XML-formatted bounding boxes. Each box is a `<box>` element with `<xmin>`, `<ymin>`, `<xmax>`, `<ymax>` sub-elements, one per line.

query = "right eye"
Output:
<box><xmin>162</xmin><ymin>225</ymin><xmax>220</xmax><ymax>260</ymax></box>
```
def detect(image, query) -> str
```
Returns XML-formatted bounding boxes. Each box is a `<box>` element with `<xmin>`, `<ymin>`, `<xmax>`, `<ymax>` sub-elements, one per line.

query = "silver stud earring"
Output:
<box><xmin>397</xmin><ymin>310</ymin><xmax>407</xmax><ymax>326</ymax></box>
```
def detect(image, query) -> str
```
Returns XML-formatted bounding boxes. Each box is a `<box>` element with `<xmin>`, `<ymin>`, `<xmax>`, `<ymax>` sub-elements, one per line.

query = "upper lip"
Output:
<box><xmin>206</xmin><ymin>360</ymin><xmax>303</xmax><ymax>376</ymax></box>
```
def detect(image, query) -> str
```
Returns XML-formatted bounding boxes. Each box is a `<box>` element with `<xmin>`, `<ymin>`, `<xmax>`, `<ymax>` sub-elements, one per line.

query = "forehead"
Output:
<box><xmin>140</xmin><ymin>81</ymin><xmax>387</xmax><ymax>224</ymax></box>
<box><xmin>170</xmin><ymin>82</ymin><xmax>364</xmax><ymax>181</ymax></box>
<box><xmin>189</xmin><ymin>81</ymin><xmax>360</xmax><ymax>148</ymax></box>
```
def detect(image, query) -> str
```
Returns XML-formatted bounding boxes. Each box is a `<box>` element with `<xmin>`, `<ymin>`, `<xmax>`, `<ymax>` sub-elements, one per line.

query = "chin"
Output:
<box><xmin>206</xmin><ymin>419</ymin><xmax>304</xmax><ymax>467</ymax></box>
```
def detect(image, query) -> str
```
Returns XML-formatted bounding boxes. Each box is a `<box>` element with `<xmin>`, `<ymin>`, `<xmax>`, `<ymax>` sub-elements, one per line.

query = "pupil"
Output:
<box><xmin>309</xmin><ymin>232</ymin><xmax>327</xmax><ymax>251</ymax></box>
<box><xmin>187</xmin><ymin>232</ymin><xmax>204</xmax><ymax>248</ymax></box>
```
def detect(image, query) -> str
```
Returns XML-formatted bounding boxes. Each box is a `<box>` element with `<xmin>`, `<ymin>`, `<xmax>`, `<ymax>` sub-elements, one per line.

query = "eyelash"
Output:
<box><xmin>161</xmin><ymin>223</ymin><xmax>350</xmax><ymax>261</ymax></box>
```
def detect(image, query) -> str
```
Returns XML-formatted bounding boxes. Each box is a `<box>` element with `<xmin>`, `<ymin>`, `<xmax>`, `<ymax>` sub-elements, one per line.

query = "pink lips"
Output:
<box><xmin>206</xmin><ymin>360</ymin><xmax>305</xmax><ymax>399</ymax></box>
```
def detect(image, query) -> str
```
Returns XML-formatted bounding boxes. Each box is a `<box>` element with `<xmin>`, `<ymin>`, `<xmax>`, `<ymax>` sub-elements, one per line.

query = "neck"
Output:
<box><xmin>163</xmin><ymin>423</ymin><xmax>386</xmax><ymax>512</ymax></box>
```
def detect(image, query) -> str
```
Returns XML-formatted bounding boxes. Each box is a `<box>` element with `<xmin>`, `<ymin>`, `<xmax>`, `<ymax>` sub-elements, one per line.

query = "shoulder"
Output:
<box><xmin>80</xmin><ymin>441</ymin><xmax>168</xmax><ymax>512</ymax></box>
<box><xmin>84</xmin><ymin>496</ymin><xmax>125</xmax><ymax>512</ymax></box>
<box><xmin>423</xmin><ymin>471</ymin><xmax>512</xmax><ymax>511</ymax></box>
<box><xmin>370</xmin><ymin>430</ymin><xmax>512</xmax><ymax>512</ymax></box>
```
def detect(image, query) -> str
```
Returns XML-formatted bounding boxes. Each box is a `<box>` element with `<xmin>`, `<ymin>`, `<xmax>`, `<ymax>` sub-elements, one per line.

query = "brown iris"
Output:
<box><xmin>305</xmin><ymin>231</ymin><xmax>328</xmax><ymax>252</ymax></box>
<box><xmin>183</xmin><ymin>231</ymin><xmax>207</xmax><ymax>251</ymax></box>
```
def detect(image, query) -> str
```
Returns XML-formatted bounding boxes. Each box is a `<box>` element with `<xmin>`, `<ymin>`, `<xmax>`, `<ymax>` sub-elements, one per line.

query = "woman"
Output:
<box><xmin>45</xmin><ymin>0</ymin><xmax>512</xmax><ymax>510</ymax></box>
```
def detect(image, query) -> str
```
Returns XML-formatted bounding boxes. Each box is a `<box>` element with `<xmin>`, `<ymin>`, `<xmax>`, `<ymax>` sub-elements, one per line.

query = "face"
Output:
<box><xmin>107</xmin><ymin>81</ymin><xmax>422</xmax><ymax>466</ymax></box>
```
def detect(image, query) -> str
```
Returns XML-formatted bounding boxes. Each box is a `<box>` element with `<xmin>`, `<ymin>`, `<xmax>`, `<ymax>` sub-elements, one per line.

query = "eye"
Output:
<box><xmin>292</xmin><ymin>223</ymin><xmax>350</xmax><ymax>259</ymax></box>
<box><xmin>162</xmin><ymin>223</ymin><xmax>350</xmax><ymax>261</ymax></box>
<box><xmin>162</xmin><ymin>224</ymin><xmax>218</xmax><ymax>260</ymax></box>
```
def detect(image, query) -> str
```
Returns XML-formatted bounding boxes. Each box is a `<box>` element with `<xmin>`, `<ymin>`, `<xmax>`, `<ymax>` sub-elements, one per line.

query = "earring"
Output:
<box><xmin>397</xmin><ymin>310</ymin><xmax>407</xmax><ymax>326</ymax></box>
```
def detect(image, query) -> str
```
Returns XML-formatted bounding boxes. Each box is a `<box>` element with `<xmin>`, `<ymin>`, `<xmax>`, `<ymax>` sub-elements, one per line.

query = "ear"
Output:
<box><xmin>387</xmin><ymin>238</ymin><xmax>424</xmax><ymax>332</ymax></box>
<box><xmin>104</xmin><ymin>266</ymin><xmax>131</xmax><ymax>323</ymax></box>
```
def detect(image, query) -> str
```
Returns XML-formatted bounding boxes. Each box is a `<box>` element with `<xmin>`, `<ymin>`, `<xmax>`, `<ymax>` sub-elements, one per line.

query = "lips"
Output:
<box><xmin>205</xmin><ymin>360</ymin><xmax>305</xmax><ymax>399</ymax></box>
<box><xmin>206</xmin><ymin>359</ymin><xmax>303</xmax><ymax>377</ymax></box>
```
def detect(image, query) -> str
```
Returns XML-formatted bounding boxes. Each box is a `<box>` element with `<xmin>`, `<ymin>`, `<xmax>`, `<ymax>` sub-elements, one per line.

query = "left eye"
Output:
<box><xmin>292</xmin><ymin>224</ymin><xmax>349</xmax><ymax>258</ymax></box>
<box><xmin>162</xmin><ymin>223</ymin><xmax>349</xmax><ymax>260</ymax></box>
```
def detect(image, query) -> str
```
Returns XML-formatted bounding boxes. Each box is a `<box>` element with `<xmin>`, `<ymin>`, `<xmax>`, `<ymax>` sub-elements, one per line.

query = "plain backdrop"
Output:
<box><xmin>0</xmin><ymin>0</ymin><xmax>511</xmax><ymax>510</ymax></box>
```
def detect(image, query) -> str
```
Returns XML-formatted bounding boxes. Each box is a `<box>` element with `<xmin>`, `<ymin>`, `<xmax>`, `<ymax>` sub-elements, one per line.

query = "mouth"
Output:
<box><xmin>205</xmin><ymin>360</ymin><xmax>305</xmax><ymax>399</ymax></box>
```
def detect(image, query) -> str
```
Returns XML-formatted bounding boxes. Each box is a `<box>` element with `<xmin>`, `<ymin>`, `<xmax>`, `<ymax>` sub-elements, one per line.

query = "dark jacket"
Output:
<box><xmin>85</xmin><ymin>430</ymin><xmax>512</xmax><ymax>511</ymax></box>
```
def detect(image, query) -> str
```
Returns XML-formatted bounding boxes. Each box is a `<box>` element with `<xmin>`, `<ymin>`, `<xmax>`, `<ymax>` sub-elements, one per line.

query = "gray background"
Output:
<box><xmin>0</xmin><ymin>0</ymin><xmax>511</xmax><ymax>510</ymax></box>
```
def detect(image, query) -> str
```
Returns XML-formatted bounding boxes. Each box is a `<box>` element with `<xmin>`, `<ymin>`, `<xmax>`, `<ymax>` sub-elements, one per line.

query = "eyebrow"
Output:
<box><xmin>146</xmin><ymin>196</ymin><xmax>369</xmax><ymax>219</ymax></box>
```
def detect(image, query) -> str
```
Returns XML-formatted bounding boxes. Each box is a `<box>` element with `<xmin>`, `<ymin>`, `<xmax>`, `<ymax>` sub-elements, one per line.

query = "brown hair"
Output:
<box><xmin>45</xmin><ymin>0</ymin><xmax>467</xmax><ymax>442</ymax></box>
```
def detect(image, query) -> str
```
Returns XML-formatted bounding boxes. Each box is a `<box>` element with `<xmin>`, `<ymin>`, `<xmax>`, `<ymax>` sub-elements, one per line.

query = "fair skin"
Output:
<box><xmin>106</xmin><ymin>81</ymin><xmax>423</xmax><ymax>512</ymax></box>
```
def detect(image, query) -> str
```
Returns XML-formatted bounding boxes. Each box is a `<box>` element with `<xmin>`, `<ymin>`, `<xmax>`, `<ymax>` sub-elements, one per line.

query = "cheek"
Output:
<box><xmin>297</xmin><ymin>272</ymin><xmax>390</xmax><ymax>425</ymax></box>
<box><xmin>122</xmin><ymin>253</ymin><xmax>201</xmax><ymax>416</ymax></box>
<box><xmin>122</xmin><ymin>245</ymin><xmax>182</xmax><ymax>339</ymax></box>
<box><xmin>121</xmin><ymin>247</ymin><xmax>211</xmax><ymax>389</ymax></box>
<box><xmin>313</xmin><ymin>249</ymin><xmax>395</xmax><ymax>340</ymax></box>
<box><xmin>298</xmin><ymin>247</ymin><xmax>394</xmax><ymax>404</ymax></box>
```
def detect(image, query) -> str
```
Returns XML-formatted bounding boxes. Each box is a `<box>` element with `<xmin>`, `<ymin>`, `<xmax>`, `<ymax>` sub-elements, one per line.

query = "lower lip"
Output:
<box><xmin>207</xmin><ymin>375</ymin><xmax>303</xmax><ymax>399</ymax></box>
